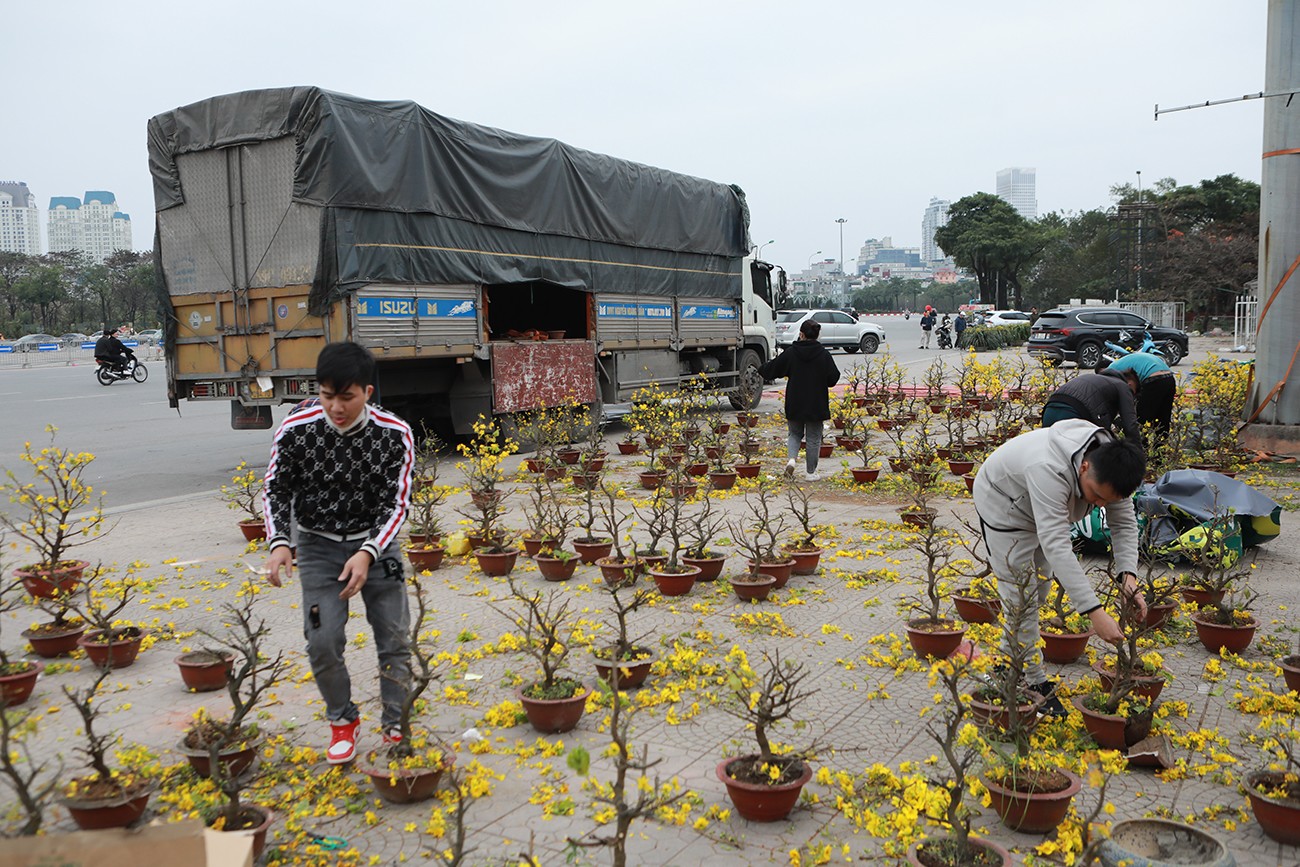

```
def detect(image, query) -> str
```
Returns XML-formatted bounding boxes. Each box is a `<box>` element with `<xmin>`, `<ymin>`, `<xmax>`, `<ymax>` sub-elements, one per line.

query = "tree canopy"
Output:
<box><xmin>0</xmin><ymin>250</ymin><xmax>156</xmax><ymax>338</ymax></box>
<box><xmin>933</xmin><ymin>193</ymin><xmax>1053</xmax><ymax>309</ymax></box>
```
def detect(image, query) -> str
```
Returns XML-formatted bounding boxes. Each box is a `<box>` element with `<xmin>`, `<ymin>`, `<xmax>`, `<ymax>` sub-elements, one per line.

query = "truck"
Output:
<box><xmin>146</xmin><ymin>87</ymin><xmax>779</xmax><ymax>433</ymax></box>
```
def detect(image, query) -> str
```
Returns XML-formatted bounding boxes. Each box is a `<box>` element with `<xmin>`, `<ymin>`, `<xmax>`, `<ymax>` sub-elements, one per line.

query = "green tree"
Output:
<box><xmin>933</xmin><ymin>193</ymin><xmax>1053</xmax><ymax>309</ymax></box>
<box><xmin>14</xmin><ymin>265</ymin><xmax>65</xmax><ymax>333</ymax></box>
<box><xmin>1027</xmin><ymin>209</ymin><xmax>1116</xmax><ymax>308</ymax></box>
<box><xmin>0</xmin><ymin>252</ymin><xmax>35</xmax><ymax>334</ymax></box>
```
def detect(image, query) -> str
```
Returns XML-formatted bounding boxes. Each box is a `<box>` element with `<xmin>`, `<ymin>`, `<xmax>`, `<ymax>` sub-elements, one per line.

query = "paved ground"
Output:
<box><xmin>3</xmin><ymin>337</ymin><xmax>1299</xmax><ymax>866</ymax></box>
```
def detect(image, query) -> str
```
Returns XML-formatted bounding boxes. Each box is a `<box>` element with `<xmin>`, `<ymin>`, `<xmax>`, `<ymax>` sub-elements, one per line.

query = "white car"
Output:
<box><xmin>981</xmin><ymin>310</ymin><xmax>1033</xmax><ymax>327</ymax></box>
<box><xmin>774</xmin><ymin>309</ymin><xmax>886</xmax><ymax>353</ymax></box>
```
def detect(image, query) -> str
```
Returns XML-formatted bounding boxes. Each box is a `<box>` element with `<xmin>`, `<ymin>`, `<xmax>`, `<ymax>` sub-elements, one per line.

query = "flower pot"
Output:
<box><xmin>952</xmin><ymin>593</ymin><xmax>1001</xmax><ymax>624</ymax></box>
<box><xmin>1041</xmin><ymin>629</ymin><xmax>1092</xmax><ymax>664</ymax></box>
<box><xmin>1093</xmin><ymin>819</ymin><xmax>1235</xmax><ymax>867</ymax></box>
<box><xmin>717</xmin><ymin>756</ymin><xmax>812</xmax><ymax>822</ymax></box>
<box><xmin>517</xmin><ymin>683</ymin><xmax>590</xmax><ymax>733</ymax></box>
<box><xmin>817</xmin><ymin>443</ymin><xmax>833</xmax><ymax>458</ymax></box>
<box><xmin>639</xmin><ymin>553</ymin><xmax>668</xmax><ymax>573</ymax></box>
<box><xmin>466</xmin><ymin>531</ymin><xmax>504</xmax><ymax>551</ymax></box>
<box><xmin>572</xmin><ymin>538</ymin><xmax>614</xmax><ymax>564</ymax></box>
<box><xmin>947</xmin><ymin>459</ymin><xmax>975</xmax><ymax>476</ymax></box>
<box><xmin>521</xmin><ymin>536</ymin><xmax>556</xmax><ymax>558</ymax></box>
<box><xmin>1180</xmin><ymin>586</ymin><xmax>1225</xmax><ymax>608</ymax></box>
<box><xmin>643</xmin><ymin>435</ymin><xmax>665</xmax><ymax>448</ymax></box>
<box><xmin>737</xmin><ymin>412</ymin><xmax>759</xmax><ymax>428</ymax></box>
<box><xmin>850</xmin><ymin>466</ymin><xmax>881</xmax><ymax>484</ymax></box>
<box><xmin>899</xmin><ymin>509</ymin><xmax>935</xmax><ymax>529</ymax></box>
<box><xmin>470</xmin><ymin>489</ymin><xmax>504</xmax><ymax>509</ymax></box>
<box><xmin>669</xmin><ymin>442</ymin><xmax>689</xmax><ymax>456</ymax></box>
<box><xmin>78</xmin><ymin>627</ymin><xmax>146</xmax><ymax>670</ymax></box>
<box><xmin>596</xmin><ymin>557</ymin><xmax>639</xmax><ymax>586</ymax></box>
<box><xmin>984</xmin><ymin>767</ymin><xmax>1081</xmax><ymax>833</ymax></box>
<box><xmin>1191</xmin><ymin>613</ymin><xmax>1257</xmax><ymax>654</ymax></box>
<box><xmin>212</xmin><ymin>804</ymin><xmax>275</xmax><ymax>862</ymax></box>
<box><xmin>175</xmin><ymin>650</ymin><xmax>234</xmax><ymax>692</ymax></box>
<box><xmin>1093</xmin><ymin>662</ymin><xmax>1165</xmax><ymax>701</ymax></box>
<box><xmin>1282</xmin><ymin>655</ymin><xmax>1300</xmax><ymax>693</ymax></box>
<box><xmin>474</xmin><ymin>548</ymin><xmax>520</xmax><ymax>577</ymax></box>
<box><xmin>0</xmin><ymin>661</ymin><xmax>43</xmax><ymax>706</ymax></box>
<box><xmin>408</xmin><ymin>532</ymin><xmax>440</xmax><ymax>547</ymax></box>
<box><xmin>1072</xmin><ymin>695</ymin><xmax>1151</xmax><ymax>750</ymax></box>
<box><xmin>888</xmin><ymin>457</ymin><xmax>913</xmax><ymax>473</ymax></box>
<box><xmin>836</xmin><ymin>437</ymin><xmax>863</xmax><ymax>452</ymax></box>
<box><xmin>238</xmin><ymin>518</ymin><xmax>267</xmax><ymax>542</ymax></box>
<box><xmin>179</xmin><ymin>735</ymin><xmax>259</xmax><ymax>779</ymax></box>
<box><xmin>730</xmin><ymin>575</ymin><xmax>777</xmax><ymax>602</ymax></box>
<box><xmin>570</xmin><ymin>471</ymin><xmax>601</xmax><ymax>490</ymax></box>
<box><xmin>62</xmin><ymin>778</ymin><xmax>153</xmax><ymax>830</ymax></box>
<box><xmin>905</xmin><ymin>618</ymin><xmax>965</xmax><ymax>660</ymax></box>
<box><xmin>638</xmin><ymin>471</ymin><xmax>666</xmax><ymax>490</ymax></box>
<box><xmin>578</xmin><ymin>457</ymin><xmax>606</xmax><ymax>473</ymax></box>
<box><xmin>405</xmin><ymin>545</ymin><xmax>446</xmax><ymax>572</ymax></box>
<box><xmin>617</xmin><ymin>440</ymin><xmax>640</xmax><ymax>455</ymax></box>
<box><xmin>704</xmin><ymin>445</ymin><xmax>725</xmax><ymax>460</ymax></box>
<box><xmin>16</xmin><ymin>560</ymin><xmax>88</xmax><ymax>599</ymax></box>
<box><xmin>782</xmin><ymin>547</ymin><xmax>822</xmax><ymax>576</ymax></box>
<box><xmin>1143</xmin><ymin>600</ymin><xmax>1178</xmax><ymax>629</ymax></box>
<box><xmin>22</xmin><ymin>621</ymin><xmax>86</xmax><ymax>658</ymax></box>
<box><xmin>735</xmin><ymin>462</ymin><xmax>761</xmax><ymax>478</ymax></box>
<box><xmin>1245</xmin><ymin>770</ymin><xmax>1300</xmax><ymax>845</ymax></box>
<box><xmin>668</xmin><ymin>481</ymin><xmax>698</xmax><ymax>499</ymax></box>
<box><xmin>557</xmin><ymin>448</ymin><xmax>581</xmax><ymax>465</ymax></box>
<box><xmin>962</xmin><ymin>472</ymin><xmax>976</xmax><ymax>493</ymax></box>
<box><xmin>650</xmin><ymin>565</ymin><xmax>700</xmax><ymax>597</ymax></box>
<box><xmin>361</xmin><ymin>753</ymin><xmax>449</xmax><ymax>803</ymax></box>
<box><xmin>593</xmin><ymin>647</ymin><xmax>655</xmax><ymax>689</ymax></box>
<box><xmin>685</xmin><ymin>461</ymin><xmax>709</xmax><ymax>477</ymax></box>
<box><xmin>748</xmin><ymin>558</ymin><xmax>796</xmax><ymax>589</ymax></box>
<box><xmin>907</xmin><ymin>837</ymin><xmax>1013</xmax><ymax>867</ymax></box>
<box><xmin>682</xmin><ymin>554</ymin><xmax>725</xmax><ymax>581</ymax></box>
<box><xmin>708</xmin><ymin>470</ymin><xmax>738</xmax><ymax>490</ymax></box>
<box><xmin>524</xmin><ymin>457</ymin><xmax>547</xmax><ymax>473</ymax></box>
<box><xmin>536</xmin><ymin>553</ymin><xmax>579</xmax><ymax>582</ymax></box>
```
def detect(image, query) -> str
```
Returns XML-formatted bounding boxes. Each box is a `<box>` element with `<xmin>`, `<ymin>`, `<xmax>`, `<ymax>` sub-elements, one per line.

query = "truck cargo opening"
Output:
<box><xmin>485</xmin><ymin>282</ymin><xmax>589</xmax><ymax>341</ymax></box>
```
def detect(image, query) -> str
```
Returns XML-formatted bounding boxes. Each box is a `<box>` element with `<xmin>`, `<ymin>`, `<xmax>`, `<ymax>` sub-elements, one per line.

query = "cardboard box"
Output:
<box><xmin>0</xmin><ymin>820</ymin><xmax>253</xmax><ymax>867</ymax></box>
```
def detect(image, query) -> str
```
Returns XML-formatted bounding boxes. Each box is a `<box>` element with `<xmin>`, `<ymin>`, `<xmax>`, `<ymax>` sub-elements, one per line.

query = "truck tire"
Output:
<box><xmin>859</xmin><ymin>334</ymin><xmax>880</xmax><ymax>354</ymax></box>
<box><xmin>729</xmin><ymin>349</ymin><xmax>763</xmax><ymax>411</ymax></box>
<box><xmin>1077</xmin><ymin>340</ymin><xmax>1103</xmax><ymax>370</ymax></box>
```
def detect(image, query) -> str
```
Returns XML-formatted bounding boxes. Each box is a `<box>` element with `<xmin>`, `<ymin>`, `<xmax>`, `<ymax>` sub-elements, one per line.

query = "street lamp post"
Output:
<box><xmin>756</xmin><ymin>239</ymin><xmax>775</xmax><ymax>260</ymax></box>
<box><xmin>835</xmin><ymin>218</ymin><xmax>847</xmax><ymax>274</ymax></box>
<box><xmin>807</xmin><ymin>250</ymin><xmax>822</xmax><ymax>269</ymax></box>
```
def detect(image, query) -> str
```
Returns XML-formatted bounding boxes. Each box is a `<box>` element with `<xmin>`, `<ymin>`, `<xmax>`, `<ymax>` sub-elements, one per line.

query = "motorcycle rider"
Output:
<box><xmin>94</xmin><ymin>327</ymin><xmax>135</xmax><ymax>373</ymax></box>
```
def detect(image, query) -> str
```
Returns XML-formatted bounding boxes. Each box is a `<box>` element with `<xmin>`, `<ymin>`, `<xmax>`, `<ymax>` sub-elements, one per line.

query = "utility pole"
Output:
<box><xmin>835</xmin><ymin>218</ymin><xmax>848</xmax><ymax>274</ymax></box>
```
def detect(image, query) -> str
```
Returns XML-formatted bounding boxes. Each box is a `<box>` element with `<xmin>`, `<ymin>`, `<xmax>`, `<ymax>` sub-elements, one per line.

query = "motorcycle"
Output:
<box><xmin>1100</xmin><ymin>330</ymin><xmax>1177</xmax><ymax>367</ymax></box>
<box><xmin>935</xmin><ymin>324</ymin><xmax>953</xmax><ymax>349</ymax></box>
<box><xmin>96</xmin><ymin>357</ymin><xmax>148</xmax><ymax>386</ymax></box>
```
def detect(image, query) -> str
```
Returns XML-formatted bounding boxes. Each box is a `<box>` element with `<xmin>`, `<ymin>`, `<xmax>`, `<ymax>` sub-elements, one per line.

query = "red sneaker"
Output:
<box><xmin>326</xmin><ymin>719</ymin><xmax>360</xmax><ymax>765</ymax></box>
<box><xmin>381</xmin><ymin>727</ymin><xmax>403</xmax><ymax>747</ymax></box>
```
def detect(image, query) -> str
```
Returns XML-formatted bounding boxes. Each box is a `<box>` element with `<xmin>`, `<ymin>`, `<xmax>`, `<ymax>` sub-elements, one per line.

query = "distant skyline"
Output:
<box><xmin>6</xmin><ymin>2</ymin><xmax>1269</xmax><ymax>275</ymax></box>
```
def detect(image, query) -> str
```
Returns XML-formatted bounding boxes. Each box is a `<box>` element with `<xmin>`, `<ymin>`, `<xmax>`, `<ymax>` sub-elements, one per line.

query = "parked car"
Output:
<box><xmin>982</xmin><ymin>310</ymin><xmax>1032</xmax><ymax>327</ymax></box>
<box><xmin>61</xmin><ymin>332</ymin><xmax>89</xmax><ymax>346</ymax></box>
<box><xmin>1028</xmin><ymin>307</ymin><xmax>1188</xmax><ymax>369</ymax></box>
<box><xmin>135</xmin><ymin>329</ymin><xmax>163</xmax><ymax>345</ymax></box>
<box><xmin>11</xmin><ymin>333</ymin><xmax>62</xmax><ymax>352</ymax></box>
<box><xmin>774</xmin><ymin>309</ymin><xmax>886</xmax><ymax>353</ymax></box>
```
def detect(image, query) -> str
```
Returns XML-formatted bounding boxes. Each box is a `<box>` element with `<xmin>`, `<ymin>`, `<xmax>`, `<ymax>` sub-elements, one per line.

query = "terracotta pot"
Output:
<box><xmin>899</xmin><ymin>509</ymin><xmax>935</xmax><ymax>529</ymax></box>
<box><xmin>737</xmin><ymin>412</ymin><xmax>759</xmax><ymax>428</ymax></box>
<box><xmin>1041</xmin><ymin>629</ymin><xmax>1092</xmax><ymax>664</ymax></box>
<box><xmin>984</xmin><ymin>767</ymin><xmax>1081</xmax><ymax>833</ymax></box>
<box><xmin>708</xmin><ymin>470</ymin><xmax>738</xmax><ymax>490</ymax></box>
<box><xmin>715</xmin><ymin>423</ymin><xmax>732</xmax><ymax>435</ymax></box>
<box><xmin>238</xmin><ymin>518</ymin><xmax>268</xmax><ymax>542</ymax></box>
<box><xmin>16</xmin><ymin>560</ymin><xmax>88</xmax><ymax>599</ymax></box>
<box><xmin>716</xmin><ymin>756</ymin><xmax>812</xmax><ymax>822</ymax></box>
<box><xmin>78</xmin><ymin>627</ymin><xmax>146</xmax><ymax>670</ymax></box>
<box><xmin>668</xmin><ymin>481</ymin><xmax>698</xmax><ymax>499</ymax></box>
<box><xmin>836</xmin><ymin>437</ymin><xmax>863</xmax><ymax>452</ymax></box>
<box><xmin>474</xmin><ymin>548</ymin><xmax>520</xmax><ymax>577</ymax></box>
<box><xmin>213</xmin><ymin>804</ymin><xmax>275</xmax><ymax>861</ymax></box>
<box><xmin>578</xmin><ymin>457</ymin><xmax>606</xmax><ymax>473</ymax></box>
<box><xmin>735</xmin><ymin>462</ymin><xmax>761</xmax><ymax>478</ymax></box>
<box><xmin>557</xmin><ymin>448</ymin><xmax>581</xmax><ymax>465</ymax></box>
<box><xmin>952</xmin><ymin>593</ymin><xmax>1001</xmax><ymax>624</ymax></box>
<box><xmin>179</xmin><ymin>736</ymin><xmax>259</xmax><ymax>779</ymax></box>
<box><xmin>570</xmin><ymin>471</ymin><xmax>601</xmax><ymax>490</ymax></box>
<box><xmin>175</xmin><ymin>651</ymin><xmax>233</xmax><ymax>692</ymax></box>
<box><xmin>517</xmin><ymin>684</ymin><xmax>590</xmax><ymax>733</ymax></box>
<box><xmin>1143</xmin><ymin>600</ymin><xmax>1178</xmax><ymax>629</ymax></box>
<box><xmin>617</xmin><ymin>440</ymin><xmax>640</xmax><ymax>455</ymax></box>
<box><xmin>669</xmin><ymin>442</ymin><xmax>689</xmax><ymax>456</ymax></box>
<box><xmin>466</xmin><ymin>531</ymin><xmax>504</xmax><ymax>550</ymax></box>
<box><xmin>850</xmin><ymin>466</ymin><xmax>880</xmax><ymax>483</ymax></box>
<box><xmin>650</xmin><ymin>565</ymin><xmax>700</xmax><ymax>596</ymax></box>
<box><xmin>817</xmin><ymin>443</ymin><xmax>833</xmax><ymax>458</ymax></box>
<box><xmin>929</xmin><ymin>402</ymin><xmax>948</xmax><ymax>415</ymax></box>
<box><xmin>905</xmin><ymin>618</ymin><xmax>965</xmax><ymax>660</ymax></box>
<box><xmin>596</xmin><ymin>557</ymin><xmax>639</xmax><ymax>586</ymax></box>
<box><xmin>963</xmin><ymin>472</ymin><xmax>977</xmax><ymax>494</ymax></box>
<box><xmin>1093</xmin><ymin>661</ymin><xmax>1165</xmax><ymax>701</ymax></box>
<box><xmin>967</xmin><ymin>692</ymin><xmax>1040</xmax><ymax>732</ymax></box>
<box><xmin>704</xmin><ymin>445</ymin><xmax>725</xmax><ymax>460</ymax></box>
<box><xmin>1094</xmin><ymin>819</ymin><xmax>1234</xmax><ymax>867</ymax></box>
<box><xmin>947</xmin><ymin>459</ymin><xmax>975</xmax><ymax>476</ymax></box>
<box><xmin>876</xmin><ymin>419</ymin><xmax>897</xmax><ymax>431</ymax></box>
<box><xmin>536</xmin><ymin>553</ymin><xmax>579</xmax><ymax>582</ymax></box>
<box><xmin>748</xmin><ymin>558</ymin><xmax>796</xmax><ymax>589</ymax></box>
<box><xmin>782</xmin><ymin>547</ymin><xmax>822</xmax><ymax>576</ymax></box>
<box><xmin>361</xmin><ymin>753</ymin><xmax>448</xmax><ymax>803</ymax></box>
<box><xmin>572</xmin><ymin>538</ymin><xmax>613</xmax><ymax>564</ymax></box>
<box><xmin>1245</xmin><ymin>770</ymin><xmax>1300</xmax><ymax>845</ymax></box>
<box><xmin>730</xmin><ymin>575</ymin><xmax>777</xmax><ymax>602</ymax></box>
<box><xmin>1192</xmin><ymin>612</ymin><xmax>1257</xmax><ymax>654</ymax></box>
<box><xmin>638</xmin><ymin>471</ymin><xmax>666</xmax><ymax>490</ymax></box>
<box><xmin>470</xmin><ymin>489</ymin><xmax>504</xmax><ymax>509</ymax></box>
<box><xmin>593</xmin><ymin>647</ymin><xmax>655</xmax><ymax>689</ymax></box>
<box><xmin>405</xmin><ymin>545</ymin><xmax>445</xmax><ymax>572</ymax></box>
<box><xmin>639</xmin><ymin>553</ymin><xmax>668</xmax><ymax>572</ymax></box>
<box><xmin>63</xmin><ymin>780</ymin><xmax>153</xmax><ymax>830</ymax></box>
<box><xmin>936</xmin><ymin>446</ymin><xmax>955</xmax><ymax>460</ymax></box>
<box><xmin>1282</xmin><ymin>655</ymin><xmax>1300</xmax><ymax>693</ymax></box>
<box><xmin>643</xmin><ymin>435</ymin><xmax>665</xmax><ymax>448</ymax></box>
<box><xmin>524</xmin><ymin>457</ymin><xmax>548</xmax><ymax>473</ymax></box>
<box><xmin>1072</xmin><ymin>695</ymin><xmax>1151</xmax><ymax>750</ymax></box>
<box><xmin>22</xmin><ymin>622</ymin><xmax>86</xmax><ymax>658</ymax></box>
<box><xmin>1180</xmin><ymin>586</ymin><xmax>1225</xmax><ymax>607</ymax></box>
<box><xmin>408</xmin><ymin>532</ymin><xmax>440</xmax><ymax>548</ymax></box>
<box><xmin>542</xmin><ymin>466</ymin><xmax>565</xmax><ymax>482</ymax></box>
<box><xmin>682</xmin><ymin>554</ymin><xmax>725</xmax><ymax>581</ymax></box>
<box><xmin>0</xmin><ymin>661</ymin><xmax>43</xmax><ymax>706</ymax></box>
<box><xmin>521</xmin><ymin>536</ymin><xmax>555</xmax><ymax>558</ymax></box>
<box><xmin>686</xmin><ymin>461</ymin><xmax>709</xmax><ymax>477</ymax></box>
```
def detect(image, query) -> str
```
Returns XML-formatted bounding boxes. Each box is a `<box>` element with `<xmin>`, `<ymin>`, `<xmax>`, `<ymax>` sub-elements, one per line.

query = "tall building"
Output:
<box><xmin>0</xmin><ymin>182</ymin><xmax>42</xmax><ymax>255</ymax></box>
<box><xmin>920</xmin><ymin>197</ymin><xmax>951</xmax><ymax>263</ymax></box>
<box><xmin>47</xmin><ymin>191</ymin><xmax>132</xmax><ymax>261</ymax></box>
<box><xmin>996</xmin><ymin>167</ymin><xmax>1037</xmax><ymax>220</ymax></box>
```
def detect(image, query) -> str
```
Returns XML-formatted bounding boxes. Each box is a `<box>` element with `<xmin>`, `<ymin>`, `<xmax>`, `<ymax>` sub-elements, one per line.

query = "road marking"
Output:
<box><xmin>35</xmin><ymin>394</ymin><xmax>117</xmax><ymax>402</ymax></box>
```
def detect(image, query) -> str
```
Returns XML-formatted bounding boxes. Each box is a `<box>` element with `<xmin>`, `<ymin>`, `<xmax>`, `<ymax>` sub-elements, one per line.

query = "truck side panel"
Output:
<box><xmin>676</xmin><ymin>297</ymin><xmax>741</xmax><ymax>347</ymax></box>
<box><xmin>353</xmin><ymin>285</ymin><xmax>480</xmax><ymax>357</ymax></box>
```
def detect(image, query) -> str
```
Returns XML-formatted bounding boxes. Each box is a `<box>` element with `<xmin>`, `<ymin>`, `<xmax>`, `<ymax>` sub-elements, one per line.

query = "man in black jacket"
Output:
<box><xmin>759</xmin><ymin>319</ymin><xmax>840</xmax><ymax>480</ymax></box>
<box><xmin>1041</xmin><ymin>369</ymin><xmax>1142</xmax><ymax>441</ymax></box>
<box><xmin>93</xmin><ymin>328</ymin><xmax>135</xmax><ymax>371</ymax></box>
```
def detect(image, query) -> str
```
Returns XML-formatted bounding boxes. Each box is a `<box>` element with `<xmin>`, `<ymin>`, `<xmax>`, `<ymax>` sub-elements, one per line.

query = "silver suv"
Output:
<box><xmin>774</xmin><ymin>309</ymin><xmax>885</xmax><ymax>354</ymax></box>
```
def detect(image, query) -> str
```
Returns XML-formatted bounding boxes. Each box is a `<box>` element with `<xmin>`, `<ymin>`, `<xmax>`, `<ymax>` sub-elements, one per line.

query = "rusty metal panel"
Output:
<box><xmin>595</xmin><ymin>294</ymin><xmax>673</xmax><ymax>348</ymax></box>
<box><xmin>676</xmin><ymin>297</ymin><xmax>740</xmax><ymax>345</ymax></box>
<box><xmin>491</xmin><ymin>341</ymin><xmax>597</xmax><ymax>413</ymax></box>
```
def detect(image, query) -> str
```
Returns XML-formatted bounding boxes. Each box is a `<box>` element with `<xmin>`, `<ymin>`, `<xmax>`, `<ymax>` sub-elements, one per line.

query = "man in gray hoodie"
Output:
<box><xmin>973</xmin><ymin>419</ymin><xmax>1148</xmax><ymax>715</ymax></box>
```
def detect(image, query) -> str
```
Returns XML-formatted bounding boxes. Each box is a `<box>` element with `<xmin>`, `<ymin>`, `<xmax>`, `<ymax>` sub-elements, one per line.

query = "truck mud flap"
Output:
<box><xmin>231</xmin><ymin>402</ymin><xmax>274</xmax><ymax>430</ymax></box>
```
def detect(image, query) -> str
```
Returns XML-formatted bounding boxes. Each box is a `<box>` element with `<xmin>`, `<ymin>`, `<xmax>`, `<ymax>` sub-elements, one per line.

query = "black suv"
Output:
<box><xmin>1027</xmin><ymin>307</ymin><xmax>1188</xmax><ymax>369</ymax></box>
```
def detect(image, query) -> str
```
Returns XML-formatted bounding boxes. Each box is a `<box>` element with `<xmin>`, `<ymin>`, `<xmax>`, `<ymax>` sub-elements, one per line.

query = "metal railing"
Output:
<box><xmin>1119</xmin><ymin>301</ymin><xmax>1185</xmax><ymax>331</ymax></box>
<box><xmin>0</xmin><ymin>340</ymin><xmax>164</xmax><ymax>369</ymax></box>
<box><xmin>1234</xmin><ymin>300</ymin><xmax>1259</xmax><ymax>351</ymax></box>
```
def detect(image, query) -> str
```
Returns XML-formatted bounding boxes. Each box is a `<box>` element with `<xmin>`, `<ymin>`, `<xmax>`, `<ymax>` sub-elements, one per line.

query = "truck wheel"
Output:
<box><xmin>728</xmin><ymin>349</ymin><xmax>763</xmax><ymax>410</ymax></box>
<box><xmin>1077</xmin><ymin>341</ymin><xmax>1103</xmax><ymax>370</ymax></box>
<box><xmin>860</xmin><ymin>334</ymin><xmax>880</xmax><ymax>354</ymax></box>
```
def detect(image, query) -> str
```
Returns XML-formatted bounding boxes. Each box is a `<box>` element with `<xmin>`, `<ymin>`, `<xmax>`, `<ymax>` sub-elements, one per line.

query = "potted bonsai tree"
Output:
<box><xmin>0</xmin><ymin>566</ymin><xmax>44</xmax><ymax>707</ymax></box>
<box><xmin>899</xmin><ymin>505</ymin><xmax>965</xmax><ymax>659</ymax></box>
<box><xmin>681</xmin><ymin>495</ymin><xmax>727</xmax><ymax>581</ymax></box>
<box><xmin>594</xmin><ymin>483</ymin><xmax>639</xmax><ymax>585</ymax></box>
<box><xmin>405</xmin><ymin>479</ymin><xmax>448</xmax><ymax>572</ymax></box>
<box><xmin>1244</xmin><ymin>713</ymin><xmax>1300</xmax><ymax>845</ymax></box>
<box><xmin>716</xmin><ymin>650</ymin><xmax>816</xmax><ymax>822</ymax></box>
<box><xmin>570</xmin><ymin>465</ymin><xmax>613</xmax><ymax>564</ymax></box>
<box><xmin>1071</xmin><ymin>588</ymin><xmax>1160</xmax><ymax>752</ymax></box>
<box><xmin>0</xmin><ymin>675</ymin><xmax>60</xmax><ymax>834</ymax></box>
<box><xmin>532</xmin><ymin>481</ymin><xmax>580</xmax><ymax>583</ymax></box>
<box><xmin>73</xmin><ymin>563</ymin><xmax>147</xmax><ymax>670</ymax></box>
<box><xmin>733</xmin><ymin>414</ymin><xmax>763</xmax><ymax>478</ymax></box>
<box><xmin>1</xmin><ymin>426</ymin><xmax>106</xmax><ymax>600</ymax></box>
<box><xmin>729</xmin><ymin>478</ymin><xmax>794</xmax><ymax>590</ymax></box>
<box><xmin>781</xmin><ymin>482</ymin><xmax>826</xmax><ymax>575</ymax></box>
<box><xmin>220</xmin><ymin>460</ymin><xmax>267</xmax><ymax>542</ymax></box>
<box><xmin>638</xmin><ymin>476</ymin><xmax>701</xmax><ymax>597</ymax></box>
<box><xmin>496</xmin><ymin>580</ymin><xmax>589</xmax><ymax>733</ymax></box>
<box><xmin>591</xmin><ymin>578</ymin><xmax>657</xmax><ymax>690</ymax></box>
<box><xmin>1038</xmin><ymin>580</ymin><xmax>1093</xmax><ymax>665</ymax></box>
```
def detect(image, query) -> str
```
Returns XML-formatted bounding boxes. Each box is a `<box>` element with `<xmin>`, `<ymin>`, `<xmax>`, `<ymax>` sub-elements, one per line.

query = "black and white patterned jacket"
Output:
<box><xmin>262</xmin><ymin>400</ymin><xmax>414</xmax><ymax>563</ymax></box>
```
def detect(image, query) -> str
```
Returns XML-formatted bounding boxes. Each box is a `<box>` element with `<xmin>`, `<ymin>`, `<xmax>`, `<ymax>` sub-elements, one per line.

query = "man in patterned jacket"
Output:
<box><xmin>262</xmin><ymin>341</ymin><xmax>415</xmax><ymax>764</ymax></box>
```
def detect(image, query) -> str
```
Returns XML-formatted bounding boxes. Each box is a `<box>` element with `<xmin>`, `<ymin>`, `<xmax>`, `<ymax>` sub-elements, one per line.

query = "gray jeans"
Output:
<box><xmin>297</xmin><ymin>532</ymin><xmax>411</xmax><ymax>728</ymax></box>
<box><xmin>786</xmin><ymin>418</ymin><xmax>823</xmax><ymax>472</ymax></box>
<box><xmin>980</xmin><ymin>524</ymin><xmax>1052</xmax><ymax>685</ymax></box>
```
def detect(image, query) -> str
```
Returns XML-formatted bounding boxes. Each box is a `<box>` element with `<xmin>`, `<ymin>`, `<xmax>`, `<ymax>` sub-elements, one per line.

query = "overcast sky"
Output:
<box><xmin>7</xmin><ymin>1</ymin><xmax>1269</xmax><ymax>273</ymax></box>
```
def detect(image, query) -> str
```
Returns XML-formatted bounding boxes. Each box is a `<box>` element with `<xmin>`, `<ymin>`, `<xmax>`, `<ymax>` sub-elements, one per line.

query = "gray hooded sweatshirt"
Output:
<box><xmin>972</xmin><ymin>418</ymin><xmax>1139</xmax><ymax>613</ymax></box>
